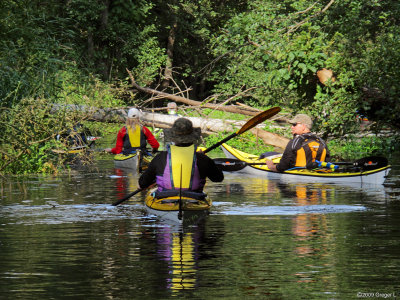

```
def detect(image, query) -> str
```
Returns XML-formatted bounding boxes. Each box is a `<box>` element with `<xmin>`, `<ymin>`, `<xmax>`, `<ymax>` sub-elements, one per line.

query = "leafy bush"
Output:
<box><xmin>328</xmin><ymin>135</ymin><xmax>400</xmax><ymax>161</ymax></box>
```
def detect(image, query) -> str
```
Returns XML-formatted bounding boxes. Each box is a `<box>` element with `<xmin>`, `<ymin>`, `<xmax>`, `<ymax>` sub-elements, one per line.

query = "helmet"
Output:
<box><xmin>127</xmin><ymin>108</ymin><xmax>140</xmax><ymax>118</ymax></box>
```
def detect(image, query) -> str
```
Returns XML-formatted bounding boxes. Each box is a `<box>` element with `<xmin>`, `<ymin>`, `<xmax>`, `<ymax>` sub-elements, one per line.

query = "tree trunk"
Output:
<box><xmin>100</xmin><ymin>0</ymin><xmax>110</xmax><ymax>80</ymax></box>
<box><xmin>250</xmin><ymin>128</ymin><xmax>290</xmax><ymax>150</ymax></box>
<box><xmin>50</xmin><ymin>104</ymin><xmax>289</xmax><ymax>149</ymax></box>
<box><xmin>87</xmin><ymin>32</ymin><xmax>94</xmax><ymax>59</ymax></box>
<box><xmin>161</xmin><ymin>22</ymin><xmax>177</xmax><ymax>89</ymax></box>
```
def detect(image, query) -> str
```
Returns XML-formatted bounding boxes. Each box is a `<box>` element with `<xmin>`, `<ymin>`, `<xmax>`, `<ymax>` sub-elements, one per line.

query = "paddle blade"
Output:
<box><xmin>237</xmin><ymin>106</ymin><xmax>281</xmax><ymax>135</ymax></box>
<box><xmin>333</xmin><ymin>156</ymin><xmax>389</xmax><ymax>170</ymax></box>
<box><xmin>355</xmin><ymin>156</ymin><xmax>388</xmax><ymax>170</ymax></box>
<box><xmin>214</xmin><ymin>158</ymin><xmax>248</xmax><ymax>171</ymax></box>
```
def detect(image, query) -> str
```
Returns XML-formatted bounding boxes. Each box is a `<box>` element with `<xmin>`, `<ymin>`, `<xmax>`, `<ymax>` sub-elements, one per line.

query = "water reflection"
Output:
<box><xmin>156</xmin><ymin>226</ymin><xmax>198</xmax><ymax>292</ymax></box>
<box><xmin>112</xmin><ymin>168</ymin><xmax>138</xmax><ymax>199</ymax></box>
<box><xmin>212</xmin><ymin>173</ymin><xmax>381</xmax><ymax>216</ymax></box>
<box><xmin>1</xmin><ymin>160</ymin><xmax>399</xmax><ymax>299</ymax></box>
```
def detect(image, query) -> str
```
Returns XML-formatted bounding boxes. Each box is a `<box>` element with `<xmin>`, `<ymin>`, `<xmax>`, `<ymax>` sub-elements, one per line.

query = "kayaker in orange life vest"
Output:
<box><xmin>104</xmin><ymin>108</ymin><xmax>159</xmax><ymax>155</ymax></box>
<box><xmin>138</xmin><ymin>118</ymin><xmax>224</xmax><ymax>193</ymax></box>
<box><xmin>265</xmin><ymin>114</ymin><xmax>330</xmax><ymax>172</ymax></box>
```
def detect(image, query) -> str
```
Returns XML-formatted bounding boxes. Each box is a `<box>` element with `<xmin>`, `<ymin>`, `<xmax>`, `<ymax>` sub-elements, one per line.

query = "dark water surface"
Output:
<box><xmin>1</xmin><ymin>159</ymin><xmax>400</xmax><ymax>299</ymax></box>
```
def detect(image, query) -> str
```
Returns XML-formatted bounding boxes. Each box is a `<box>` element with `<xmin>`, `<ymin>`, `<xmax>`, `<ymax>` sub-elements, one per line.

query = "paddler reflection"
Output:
<box><xmin>289</xmin><ymin>183</ymin><xmax>331</xmax><ymax>257</ymax></box>
<box><xmin>155</xmin><ymin>226</ymin><xmax>200</xmax><ymax>292</ymax></box>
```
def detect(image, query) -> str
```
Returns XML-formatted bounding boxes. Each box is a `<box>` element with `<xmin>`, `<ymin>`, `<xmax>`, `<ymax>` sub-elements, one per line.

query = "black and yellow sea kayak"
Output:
<box><xmin>145</xmin><ymin>188</ymin><xmax>211</xmax><ymax>224</ymax></box>
<box><xmin>219</xmin><ymin>143</ymin><xmax>391</xmax><ymax>185</ymax></box>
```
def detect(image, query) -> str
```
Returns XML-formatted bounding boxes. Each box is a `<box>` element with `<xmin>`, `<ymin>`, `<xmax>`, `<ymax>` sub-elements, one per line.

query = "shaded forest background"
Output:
<box><xmin>1</xmin><ymin>0</ymin><xmax>400</xmax><ymax>174</ymax></box>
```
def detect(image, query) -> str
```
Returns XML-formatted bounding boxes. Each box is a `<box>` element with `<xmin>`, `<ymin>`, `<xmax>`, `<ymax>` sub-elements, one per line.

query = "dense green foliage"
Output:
<box><xmin>209</xmin><ymin>0</ymin><xmax>400</xmax><ymax>136</ymax></box>
<box><xmin>1</xmin><ymin>0</ymin><xmax>399</xmax><ymax>174</ymax></box>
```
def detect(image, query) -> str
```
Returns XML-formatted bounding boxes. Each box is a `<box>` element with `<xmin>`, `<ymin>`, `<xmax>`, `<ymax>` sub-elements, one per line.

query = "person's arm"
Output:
<box><xmin>105</xmin><ymin>127</ymin><xmax>125</xmax><ymax>154</ymax></box>
<box><xmin>196</xmin><ymin>153</ymin><xmax>224</xmax><ymax>182</ymax></box>
<box><xmin>268</xmin><ymin>139</ymin><xmax>295</xmax><ymax>172</ymax></box>
<box><xmin>142</xmin><ymin>126</ymin><xmax>160</xmax><ymax>150</ymax></box>
<box><xmin>138</xmin><ymin>153</ymin><xmax>163</xmax><ymax>188</ymax></box>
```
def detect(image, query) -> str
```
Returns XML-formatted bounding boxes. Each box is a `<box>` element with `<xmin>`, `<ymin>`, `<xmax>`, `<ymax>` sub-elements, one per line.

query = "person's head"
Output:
<box><xmin>164</xmin><ymin>118</ymin><xmax>201</xmax><ymax>146</ymax></box>
<box><xmin>126</xmin><ymin>107</ymin><xmax>140</xmax><ymax>127</ymax></box>
<box><xmin>288</xmin><ymin>114</ymin><xmax>312</xmax><ymax>135</ymax></box>
<box><xmin>127</xmin><ymin>108</ymin><xmax>140</xmax><ymax>119</ymax></box>
<box><xmin>167</xmin><ymin>102</ymin><xmax>177</xmax><ymax>115</ymax></box>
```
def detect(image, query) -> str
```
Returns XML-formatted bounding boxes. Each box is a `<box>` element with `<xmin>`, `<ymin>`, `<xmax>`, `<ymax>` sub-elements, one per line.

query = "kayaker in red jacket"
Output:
<box><xmin>105</xmin><ymin>108</ymin><xmax>159</xmax><ymax>155</ymax></box>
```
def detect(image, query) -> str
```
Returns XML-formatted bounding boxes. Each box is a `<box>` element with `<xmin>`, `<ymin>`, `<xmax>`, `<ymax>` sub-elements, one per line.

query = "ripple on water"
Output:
<box><xmin>0</xmin><ymin>203</ymin><xmax>146</xmax><ymax>225</ymax></box>
<box><xmin>212</xmin><ymin>203</ymin><xmax>367</xmax><ymax>215</ymax></box>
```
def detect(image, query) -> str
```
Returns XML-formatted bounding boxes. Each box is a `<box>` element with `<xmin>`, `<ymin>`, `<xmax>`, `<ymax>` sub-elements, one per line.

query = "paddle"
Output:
<box><xmin>329</xmin><ymin>156</ymin><xmax>388</xmax><ymax>170</ymax></box>
<box><xmin>203</xmin><ymin>106</ymin><xmax>281</xmax><ymax>154</ymax></box>
<box><xmin>178</xmin><ymin>164</ymin><xmax>183</xmax><ymax>220</ymax></box>
<box><xmin>213</xmin><ymin>158</ymin><xmax>263</xmax><ymax>171</ymax></box>
<box><xmin>111</xmin><ymin>188</ymin><xmax>143</xmax><ymax>206</ymax></box>
<box><xmin>214</xmin><ymin>156</ymin><xmax>388</xmax><ymax>172</ymax></box>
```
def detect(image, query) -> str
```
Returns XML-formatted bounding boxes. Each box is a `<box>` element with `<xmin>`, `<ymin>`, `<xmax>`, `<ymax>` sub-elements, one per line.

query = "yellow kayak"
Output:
<box><xmin>219</xmin><ymin>143</ymin><xmax>391</xmax><ymax>185</ymax></box>
<box><xmin>114</xmin><ymin>151</ymin><xmax>153</xmax><ymax>172</ymax></box>
<box><xmin>145</xmin><ymin>188</ymin><xmax>211</xmax><ymax>223</ymax></box>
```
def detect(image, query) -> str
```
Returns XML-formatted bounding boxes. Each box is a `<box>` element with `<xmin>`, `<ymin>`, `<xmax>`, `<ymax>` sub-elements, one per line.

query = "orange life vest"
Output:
<box><xmin>293</xmin><ymin>134</ymin><xmax>328</xmax><ymax>169</ymax></box>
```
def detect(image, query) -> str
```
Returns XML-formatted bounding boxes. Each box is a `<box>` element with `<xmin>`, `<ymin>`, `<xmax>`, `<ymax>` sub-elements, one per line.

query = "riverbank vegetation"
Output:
<box><xmin>1</xmin><ymin>0</ymin><xmax>399</xmax><ymax>174</ymax></box>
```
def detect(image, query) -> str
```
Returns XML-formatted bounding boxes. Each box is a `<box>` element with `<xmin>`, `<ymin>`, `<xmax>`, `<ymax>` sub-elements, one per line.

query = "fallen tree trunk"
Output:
<box><xmin>142</xmin><ymin>112</ymin><xmax>290</xmax><ymax>149</ymax></box>
<box><xmin>139</xmin><ymin>111</ymin><xmax>236</xmax><ymax>135</ymax></box>
<box><xmin>51</xmin><ymin>104</ymin><xmax>256</xmax><ymax>134</ymax></box>
<box><xmin>51</xmin><ymin>104</ymin><xmax>289</xmax><ymax>149</ymax></box>
<box><xmin>250</xmin><ymin>128</ymin><xmax>290</xmax><ymax>150</ymax></box>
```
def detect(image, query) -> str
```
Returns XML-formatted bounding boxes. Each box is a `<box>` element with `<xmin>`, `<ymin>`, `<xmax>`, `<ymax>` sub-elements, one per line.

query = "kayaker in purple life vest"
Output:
<box><xmin>104</xmin><ymin>107</ymin><xmax>159</xmax><ymax>155</ymax></box>
<box><xmin>138</xmin><ymin>118</ymin><xmax>224</xmax><ymax>193</ymax></box>
<box><xmin>265</xmin><ymin>113</ymin><xmax>330</xmax><ymax>172</ymax></box>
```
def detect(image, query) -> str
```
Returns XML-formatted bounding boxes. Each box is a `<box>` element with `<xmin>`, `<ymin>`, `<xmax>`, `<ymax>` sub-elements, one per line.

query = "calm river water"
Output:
<box><xmin>1</xmin><ymin>158</ymin><xmax>400</xmax><ymax>299</ymax></box>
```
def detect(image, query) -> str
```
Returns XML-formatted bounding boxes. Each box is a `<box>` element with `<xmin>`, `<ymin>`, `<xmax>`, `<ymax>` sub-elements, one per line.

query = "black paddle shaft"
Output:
<box><xmin>204</xmin><ymin>133</ymin><xmax>237</xmax><ymax>154</ymax></box>
<box><xmin>112</xmin><ymin>188</ymin><xmax>143</xmax><ymax>206</ymax></box>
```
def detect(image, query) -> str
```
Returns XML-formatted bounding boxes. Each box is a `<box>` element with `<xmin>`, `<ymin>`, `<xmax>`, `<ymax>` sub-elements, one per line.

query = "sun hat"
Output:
<box><xmin>127</xmin><ymin>108</ymin><xmax>140</xmax><ymax>118</ymax></box>
<box><xmin>163</xmin><ymin>118</ymin><xmax>201</xmax><ymax>145</ymax></box>
<box><xmin>288</xmin><ymin>114</ymin><xmax>313</xmax><ymax>128</ymax></box>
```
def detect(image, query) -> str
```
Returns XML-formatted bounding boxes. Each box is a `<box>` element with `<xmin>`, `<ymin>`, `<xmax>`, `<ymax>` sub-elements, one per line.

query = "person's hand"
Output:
<box><xmin>152</xmin><ymin>148</ymin><xmax>158</xmax><ymax>154</ymax></box>
<box><xmin>266</xmin><ymin>160</ymin><xmax>277</xmax><ymax>171</ymax></box>
<box><xmin>104</xmin><ymin>148</ymin><xmax>112</xmax><ymax>153</ymax></box>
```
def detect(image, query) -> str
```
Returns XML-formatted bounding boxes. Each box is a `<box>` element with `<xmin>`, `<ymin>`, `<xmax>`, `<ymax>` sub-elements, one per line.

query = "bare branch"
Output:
<box><xmin>126</xmin><ymin>68</ymin><xmax>261</xmax><ymax>116</ymax></box>
<box><xmin>286</xmin><ymin>0</ymin><xmax>335</xmax><ymax>34</ymax></box>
